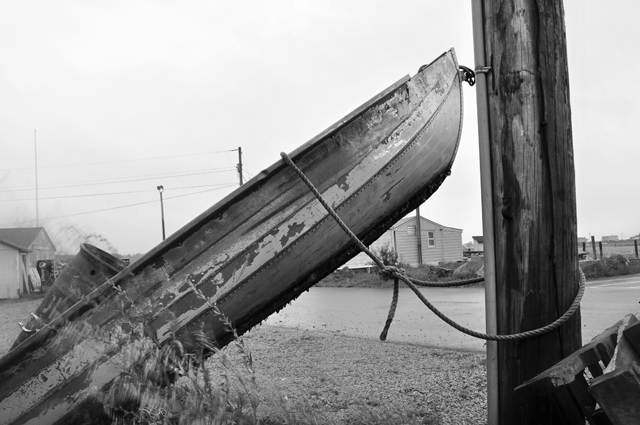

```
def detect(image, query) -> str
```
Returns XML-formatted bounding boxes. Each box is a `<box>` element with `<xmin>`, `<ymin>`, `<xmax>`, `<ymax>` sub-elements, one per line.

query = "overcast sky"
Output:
<box><xmin>1</xmin><ymin>1</ymin><xmax>638</xmax><ymax>255</ymax></box>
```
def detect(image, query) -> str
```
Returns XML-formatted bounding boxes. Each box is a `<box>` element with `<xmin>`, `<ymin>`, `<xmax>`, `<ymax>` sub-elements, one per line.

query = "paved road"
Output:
<box><xmin>582</xmin><ymin>274</ymin><xmax>640</xmax><ymax>340</ymax></box>
<box><xmin>264</xmin><ymin>274</ymin><xmax>640</xmax><ymax>352</ymax></box>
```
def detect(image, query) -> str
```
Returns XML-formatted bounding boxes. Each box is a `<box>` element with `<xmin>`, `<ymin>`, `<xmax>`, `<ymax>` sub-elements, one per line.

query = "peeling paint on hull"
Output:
<box><xmin>0</xmin><ymin>49</ymin><xmax>463</xmax><ymax>425</ymax></box>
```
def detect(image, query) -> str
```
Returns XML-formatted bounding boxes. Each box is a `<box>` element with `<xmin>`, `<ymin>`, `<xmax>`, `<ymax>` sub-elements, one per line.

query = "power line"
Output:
<box><xmin>0</xmin><ymin>167</ymin><xmax>234</xmax><ymax>191</ymax></box>
<box><xmin>0</xmin><ymin>149</ymin><xmax>238</xmax><ymax>172</ymax></box>
<box><xmin>0</xmin><ymin>183</ymin><xmax>237</xmax><ymax>202</ymax></box>
<box><xmin>0</xmin><ymin>168</ymin><xmax>235</xmax><ymax>193</ymax></box>
<box><xmin>242</xmin><ymin>166</ymin><xmax>254</xmax><ymax>180</ymax></box>
<box><xmin>0</xmin><ymin>184</ymin><xmax>237</xmax><ymax>225</ymax></box>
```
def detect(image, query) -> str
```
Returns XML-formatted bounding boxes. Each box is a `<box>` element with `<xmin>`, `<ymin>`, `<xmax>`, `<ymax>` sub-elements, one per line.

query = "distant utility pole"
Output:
<box><xmin>415</xmin><ymin>207</ymin><xmax>423</xmax><ymax>266</ymax></box>
<box><xmin>157</xmin><ymin>185</ymin><xmax>165</xmax><ymax>241</ymax></box>
<box><xmin>34</xmin><ymin>130</ymin><xmax>39</xmax><ymax>227</ymax></box>
<box><xmin>237</xmin><ymin>146</ymin><xmax>243</xmax><ymax>186</ymax></box>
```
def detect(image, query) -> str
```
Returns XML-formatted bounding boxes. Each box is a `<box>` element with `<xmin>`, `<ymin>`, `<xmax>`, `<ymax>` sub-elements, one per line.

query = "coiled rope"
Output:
<box><xmin>281</xmin><ymin>152</ymin><xmax>585</xmax><ymax>342</ymax></box>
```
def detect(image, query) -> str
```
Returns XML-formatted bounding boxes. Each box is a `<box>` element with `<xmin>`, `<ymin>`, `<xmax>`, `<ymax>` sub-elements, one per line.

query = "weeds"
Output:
<box><xmin>43</xmin><ymin>269</ymin><xmax>443</xmax><ymax>424</ymax></box>
<box><xmin>56</xmin><ymin>308</ymin><xmax>434</xmax><ymax>424</ymax></box>
<box><xmin>581</xmin><ymin>256</ymin><xmax>640</xmax><ymax>279</ymax></box>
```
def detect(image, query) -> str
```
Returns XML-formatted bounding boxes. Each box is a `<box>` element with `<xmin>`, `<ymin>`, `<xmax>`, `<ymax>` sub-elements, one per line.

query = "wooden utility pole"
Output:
<box><xmin>476</xmin><ymin>1</ymin><xmax>582</xmax><ymax>423</ymax></box>
<box><xmin>415</xmin><ymin>207</ymin><xmax>423</xmax><ymax>266</ymax></box>
<box><xmin>237</xmin><ymin>146</ymin><xmax>243</xmax><ymax>186</ymax></box>
<box><xmin>34</xmin><ymin>130</ymin><xmax>39</xmax><ymax>227</ymax></box>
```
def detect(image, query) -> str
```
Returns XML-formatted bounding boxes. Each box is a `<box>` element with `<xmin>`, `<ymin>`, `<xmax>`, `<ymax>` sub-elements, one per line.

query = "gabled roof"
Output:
<box><xmin>390</xmin><ymin>215</ymin><xmax>462</xmax><ymax>231</ymax></box>
<box><xmin>0</xmin><ymin>237</ymin><xmax>30</xmax><ymax>252</ymax></box>
<box><xmin>0</xmin><ymin>227</ymin><xmax>54</xmax><ymax>252</ymax></box>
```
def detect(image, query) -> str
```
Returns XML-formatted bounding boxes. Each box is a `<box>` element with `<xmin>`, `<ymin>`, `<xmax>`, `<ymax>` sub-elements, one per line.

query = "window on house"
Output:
<box><xmin>407</xmin><ymin>225</ymin><xmax>416</xmax><ymax>236</ymax></box>
<box><xmin>428</xmin><ymin>231</ymin><xmax>435</xmax><ymax>247</ymax></box>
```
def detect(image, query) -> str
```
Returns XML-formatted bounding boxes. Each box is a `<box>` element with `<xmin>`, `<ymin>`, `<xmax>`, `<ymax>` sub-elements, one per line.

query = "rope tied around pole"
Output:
<box><xmin>379</xmin><ymin>265</ymin><xmax>407</xmax><ymax>281</ymax></box>
<box><xmin>378</xmin><ymin>265</ymin><xmax>484</xmax><ymax>287</ymax></box>
<box><xmin>280</xmin><ymin>152</ymin><xmax>585</xmax><ymax>342</ymax></box>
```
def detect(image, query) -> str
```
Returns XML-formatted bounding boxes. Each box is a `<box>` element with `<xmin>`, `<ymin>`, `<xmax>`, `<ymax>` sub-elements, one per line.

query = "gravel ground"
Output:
<box><xmin>223</xmin><ymin>324</ymin><xmax>487</xmax><ymax>424</ymax></box>
<box><xmin>1</xmin><ymin>298</ymin><xmax>487</xmax><ymax>424</ymax></box>
<box><xmin>0</xmin><ymin>297</ymin><xmax>41</xmax><ymax>355</ymax></box>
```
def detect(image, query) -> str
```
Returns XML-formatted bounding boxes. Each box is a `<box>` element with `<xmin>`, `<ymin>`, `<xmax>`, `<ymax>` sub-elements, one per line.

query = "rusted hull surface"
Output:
<box><xmin>10</xmin><ymin>244</ymin><xmax>127</xmax><ymax>350</ymax></box>
<box><xmin>0</xmin><ymin>50</ymin><xmax>463</xmax><ymax>425</ymax></box>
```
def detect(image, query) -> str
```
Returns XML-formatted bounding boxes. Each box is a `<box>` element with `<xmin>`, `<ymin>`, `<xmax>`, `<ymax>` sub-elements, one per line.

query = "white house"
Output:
<box><xmin>343</xmin><ymin>216</ymin><xmax>463</xmax><ymax>268</ymax></box>
<box><xmin>0</xmin><ymin>227</ymin><xmax>56</xmax><ymax>299</ymax></box>
<box><xmin>472</xmin><ymin>236</ymin><xmax>484</xmax><ymax>252</ymax></box>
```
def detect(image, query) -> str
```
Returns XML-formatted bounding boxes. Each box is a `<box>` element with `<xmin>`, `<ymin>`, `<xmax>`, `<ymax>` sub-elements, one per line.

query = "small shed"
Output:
<box><xmin>344</xmin><ymin>216</ymin><xmax>463</xmax><ymax>269</ymax></box>
<box><xmin>0</xmin><ymin>227</ymin><xmax>56</xmax><ymax>299</ymax></box>
<box><xmin>472</xmin><ymin>236</ymin><xmax>484</xmax><ymax>252</ymax></box>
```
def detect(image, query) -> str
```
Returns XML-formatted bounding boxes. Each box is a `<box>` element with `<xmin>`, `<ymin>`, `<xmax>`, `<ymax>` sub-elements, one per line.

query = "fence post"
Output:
<box><xmin>635</xmin><ymin>240</ymin><xmax>638</xmax><ymax>259</ymax></box>
<box><xmin>599</xmin><ymin>241</ymin><xmax>603</xmax><ymax>260</ymax></box>
<box><xmin>582</xmin><ymin>241</ymin><xmax>586</xmax><ymax>252</ymax></box>
<box><xmin>591</xmin><ymin>236</ymin><xmax>597</xmax><ymax>260</ymax></box>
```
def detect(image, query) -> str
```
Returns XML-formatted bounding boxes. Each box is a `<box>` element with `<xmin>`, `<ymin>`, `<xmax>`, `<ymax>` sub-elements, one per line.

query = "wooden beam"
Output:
<box><xmin>471</xmin><ymin>1</ymin><xmax>499</xmax><ymax>422</ymax></box>
<box><xmin>415</xmin><ymin>207</ymin><xmax>423</xmax><ymax>266</ymax></box>
<box><xmin>20</xmin><ymin>254</ymin><xmax>30</xmax><ymax>295</ymax></box>
<box><xmin>479</xmin><ymin>1</ymin><xmax>582</xmax><ymax>423</ymax></box>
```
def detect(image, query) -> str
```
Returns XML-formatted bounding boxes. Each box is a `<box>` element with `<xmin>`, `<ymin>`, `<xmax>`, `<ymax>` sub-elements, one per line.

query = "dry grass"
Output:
<box><xmin>41</xmin><ymin>317</ymin><xmax>485</xmax><ymax>424</ymax></box>
<box><xmin>316</xmin><ymin>261</ymin><xmax>478</xmax><ymax>288</ymax></box>
<box><xmin>243</xmin><ymin>325</ymin><xmax>486</xmax><ymax>425</ymax></box>
<box><xmin>0</xmin><ymin>297</ymin><xmax>487</xmax><ymax>425</ymax></box>
<box><xmin>0</xmin><ymin>297</ymin><xmax>42</xmax><ymax>355</ymax></box>
<box><xmin>581</xmin><ymin>257</ymin><xmax>640</xmax><ymax>279</ymax></box>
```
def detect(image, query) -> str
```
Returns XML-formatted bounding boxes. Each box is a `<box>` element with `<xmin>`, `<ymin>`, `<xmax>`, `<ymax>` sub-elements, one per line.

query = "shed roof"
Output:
<box><xmin>472</xmin><ymin>236</ymin><xmax>484</xmax><ymax>243</ymax></box>
<box><xmin>0</xmin><ymin>227</ymin><xmax>54</xmax><ymax>252</ymax></box>
<box><xmin>392</xmin><ymin>215</ymin><xmax>462</xmax><ymax>232</ymax></box>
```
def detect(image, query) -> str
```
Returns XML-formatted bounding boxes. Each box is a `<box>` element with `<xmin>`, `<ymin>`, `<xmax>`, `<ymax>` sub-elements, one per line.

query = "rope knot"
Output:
<box><xmin>379</xmin><ymin>265</ymin><xmax>406</xmax><ymax>281</ymax></box>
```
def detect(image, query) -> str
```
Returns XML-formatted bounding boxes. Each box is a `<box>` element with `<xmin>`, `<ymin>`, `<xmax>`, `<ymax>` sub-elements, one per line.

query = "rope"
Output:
<box><xmin>379</xmin><ymin>278</ymin><xmax>399</xmax><ymax>341</ymax></box>
<box><xmin>393</xmin><ymin>267</ymin><xmax>585</xmax><ymax>341</ymax></box>
<box><xmin>280</xmin><ymin>153</ymin><xmax>481</xmax><ymax>288</ymax></box>
<box><xmin>280</xmin><ymin>152</ymin><xmax>585</xmax><ymax>341</ymax></box>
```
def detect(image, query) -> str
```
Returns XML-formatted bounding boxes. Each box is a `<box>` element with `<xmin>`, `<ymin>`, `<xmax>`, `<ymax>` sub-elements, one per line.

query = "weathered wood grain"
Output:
<box><xmin>481</xmin><ymin>0</ymin><xmax>581</xmax><ymax>423</ymax></box>
<box><xmin>590</xmin><ymin>363</ymin><xmax>640</xmax><ymax>425</ymax></box>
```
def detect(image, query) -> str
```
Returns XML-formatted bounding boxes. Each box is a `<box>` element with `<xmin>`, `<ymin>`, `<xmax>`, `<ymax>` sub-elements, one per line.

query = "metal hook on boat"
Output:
<box><xmin>17</xmin><ymin>322</ymin><xmax>36</xmax><ymax>334</ymax></box>
<box><xmin>16</xmin><ymin>313</ymin><xmax>44</xmax><ymax>334</ymax></box>
<box><xmin>458</xmin><ymin>65</ymin><xmax>476</xmax><ymax>86</ymax></box>
<box><xmin>30</xmin><ymin>312</ymin><xmax>44</xmax><ymax>325</ymax></box>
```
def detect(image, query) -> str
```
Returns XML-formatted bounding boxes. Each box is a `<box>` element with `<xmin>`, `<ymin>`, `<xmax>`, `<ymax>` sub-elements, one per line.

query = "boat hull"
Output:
<box><xmin>11</xmin><ymin>244</ymin><xmax>127</xmax><ymax>349</ymax></box>
<box><xmin>0</xmin><ymin>49</ymin><xmax>463</xmax><ymax>425</ymax></box>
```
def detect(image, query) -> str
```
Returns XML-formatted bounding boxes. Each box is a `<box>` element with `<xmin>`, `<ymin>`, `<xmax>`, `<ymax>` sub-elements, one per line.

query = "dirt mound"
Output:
<box><xmin>452</xmin><ymin>256</ymin><xmax>484</xmax><ymax>278</ymax></box>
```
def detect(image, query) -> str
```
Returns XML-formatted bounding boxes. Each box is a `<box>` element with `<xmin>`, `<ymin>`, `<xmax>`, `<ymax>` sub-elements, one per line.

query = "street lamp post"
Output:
<box><xmin>157</xmin><ymin>185</ymin><xmax>165</xmax><ymax>240</ymax></box>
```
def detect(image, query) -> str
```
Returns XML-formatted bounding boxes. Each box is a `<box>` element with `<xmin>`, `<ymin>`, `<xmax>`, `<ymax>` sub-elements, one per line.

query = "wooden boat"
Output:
<box><xmin>11</xmin><ymin>244</ymin><xmax>127</xmax><ymax>349</ymax></box>
<box><xmin>0</xmin><ymin>49</ymin><xmax>463</xmax><ymax>425</ymax></box>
